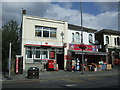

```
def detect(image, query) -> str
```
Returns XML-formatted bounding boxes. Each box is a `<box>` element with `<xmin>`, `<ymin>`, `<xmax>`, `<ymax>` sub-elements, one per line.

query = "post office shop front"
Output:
<box><xmin>24</xmin><ymin>43</ymin><xmax>64</xmax><ymax>71</ymax></box>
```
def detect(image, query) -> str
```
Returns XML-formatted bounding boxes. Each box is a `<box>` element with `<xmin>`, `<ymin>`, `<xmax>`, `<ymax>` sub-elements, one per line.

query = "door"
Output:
<box><xmin>57</xmin><ymin>54</ymin><xmax>64</xmax><ymax>70</ymax></box>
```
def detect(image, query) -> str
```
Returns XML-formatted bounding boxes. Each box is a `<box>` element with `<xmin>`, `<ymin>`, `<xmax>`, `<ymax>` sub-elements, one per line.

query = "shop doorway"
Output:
<box><xmin>57</xmin><ymin>54</ymin><xmax>64</xmax><ymax>70</ymax></box>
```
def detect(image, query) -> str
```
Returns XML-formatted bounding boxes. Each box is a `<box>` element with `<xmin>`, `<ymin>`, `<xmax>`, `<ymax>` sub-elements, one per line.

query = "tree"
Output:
<box><xmin>2</xmin><ymin>20</ymin><xmax>20</xmax><ymax>73</ymax></box>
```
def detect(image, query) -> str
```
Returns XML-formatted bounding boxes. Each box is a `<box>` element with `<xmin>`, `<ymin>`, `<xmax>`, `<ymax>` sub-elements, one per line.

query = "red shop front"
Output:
<box><xmin>66</xmin><ymin>44</ymin><xmax>108</xmax><ymax>71</ymax></box>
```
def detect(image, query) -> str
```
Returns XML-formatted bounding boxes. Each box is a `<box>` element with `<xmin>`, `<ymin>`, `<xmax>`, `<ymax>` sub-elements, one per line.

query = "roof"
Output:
<box><xmin>95</xmin><ymin>29</ymin><xmax>120</xmax><ymax>35</ymax></box>
<box><xmin>68</xmin><ymin>24</ymin><xmax>97</xmax><ymax>33</ymax></box>
<box><xmin>24</xmin><ymin>15</ymin><xmax>67</xmax><ymax>24</ymax></box>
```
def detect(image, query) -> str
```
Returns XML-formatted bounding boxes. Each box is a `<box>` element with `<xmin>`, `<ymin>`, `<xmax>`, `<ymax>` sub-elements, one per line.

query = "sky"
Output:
<box><xmin>1</xmin><ymin>0</ymin><xmax>120</xmax><ymax>31</ymax></box>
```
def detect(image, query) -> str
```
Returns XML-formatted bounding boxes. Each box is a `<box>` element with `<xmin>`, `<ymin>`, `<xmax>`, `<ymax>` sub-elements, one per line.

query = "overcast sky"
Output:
<box><xmin>1</xmin><ymin>0</ymin><xmax>119</xmax><ymax>31</ymax></box>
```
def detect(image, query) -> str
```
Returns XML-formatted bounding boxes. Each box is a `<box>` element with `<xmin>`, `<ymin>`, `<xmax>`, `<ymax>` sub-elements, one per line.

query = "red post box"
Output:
<box><xmin>47</xmin><ymin>60</ymin><xmax>54</xmax><ymax>70</ymax></box>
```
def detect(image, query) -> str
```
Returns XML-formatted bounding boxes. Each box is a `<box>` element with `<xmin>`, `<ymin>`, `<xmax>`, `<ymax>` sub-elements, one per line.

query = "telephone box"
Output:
<box><xmin>15</xmin><ymin>55</ymin><xmax>23</xmax><ymax>74</ymax></box>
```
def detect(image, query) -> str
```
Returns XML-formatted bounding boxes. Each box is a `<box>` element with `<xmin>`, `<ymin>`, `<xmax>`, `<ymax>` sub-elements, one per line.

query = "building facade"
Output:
<box><xmin>21</xmin><ymin>12</ymin><xmax>68</xmax><ymax>71</ymax></box>
<box><xmin>21</xmin><ymin>10</ymin><xmax>109</xmax><ymax>71</ymax></box>
<box><xmin>95</xmin><ymin>29</ymin><xmax>120</xmax><ymax>65</ymax></box>
<box><xmin>65</xmin><ymin>24</ymin><xmax>108</xmax><ymax>71</ymax></box>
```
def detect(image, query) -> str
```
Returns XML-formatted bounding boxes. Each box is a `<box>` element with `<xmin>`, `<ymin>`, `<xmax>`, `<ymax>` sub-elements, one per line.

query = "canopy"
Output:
<box><xmin>68</xmin><ymin>49</ymin><xmax>108</xmax><ymax>55</ymax></box>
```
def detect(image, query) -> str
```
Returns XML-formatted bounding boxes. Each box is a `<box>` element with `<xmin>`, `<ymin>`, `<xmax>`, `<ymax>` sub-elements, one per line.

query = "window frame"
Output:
<box><xmin>41</xmin><ymin>48</ymin><xmax>49</xmax><ymax>59</ymax></box>
<box><xmin>114</xmin><ymin>38</ymin><xmax>117</xmax><ymax>45</ymax></box>
<box><xmin>35</xmin><ymin>26</ymin><xmax>57</xmax><ymax>38</ymax></box>
<box><xmin>89</xmin><ymin>34</ymin><xmax>93</xmax><ymax>44</ymax></box>
<box><xmin>34</xmin><ymin>47</ymin><xmax>41</xmax><ymax>59</ymax></box>
<box><xmin>105</xmin><ymin>36</ymin><xmax>109</xmax><ymax>44</ymax></box>
<box><xmin>117</xmin><ymin>37</ymin><xmax>120</xmax><ymax>45</ymax></box>
<box><xmin>26</xmin><ymin>47</ymin><xmax>33</xmax><ymax>59</ymax></box>
<box><xmin>76</xmin><ymin>32</ymin><xmax>80</xmax><ymax>42</ymax></box>
<box><xmin>72</xmin><ymin>33</ymin><xmax>74</xmax><ymax>42</ymax></box>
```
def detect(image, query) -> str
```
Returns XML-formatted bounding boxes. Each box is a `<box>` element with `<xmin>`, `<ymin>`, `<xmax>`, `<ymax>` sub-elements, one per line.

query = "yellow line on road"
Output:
<box><xmin>2</xmin><ymin>79</ymin><xmax>48</xmax><ymax>84</ymax></box>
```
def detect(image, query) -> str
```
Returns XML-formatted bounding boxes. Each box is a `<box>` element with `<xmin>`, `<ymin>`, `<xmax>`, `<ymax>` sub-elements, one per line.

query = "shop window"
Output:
<box><xmin>42</xmin><ymin>51</ymin><xmax>48</xmax><ymax>59</ymax></box>
<box><xmin>106</xmin><ymin>36</ymin><xmax>109</xmax><ymax>44</ymax></box>
<box><xmin>72</xmin><ymin>33</ymin><xmax>74</xmax><ymax>42</ymax></box>
<box><xmin>26</xmin><ymin>47</ymin><xmax>33</xmax><ymax>58</ymax></box>
<box><xmin>35</xmin><ymin>47</ymin><xmax>41</xmax><ymax>59</ymax></box>
<box><xmin>89</xmin><ymin>34</ymin><xmax>93</xmax><ymax>44</ymax></box>
<box><xmin>117</xmin><ymin>37</ymin><xmax>120</xmax><ymax>45</ymax></box>
<box><xmin>114</xmin><ymin>38</ymin><xmax>117</xmax><ymax>45</ymax></box>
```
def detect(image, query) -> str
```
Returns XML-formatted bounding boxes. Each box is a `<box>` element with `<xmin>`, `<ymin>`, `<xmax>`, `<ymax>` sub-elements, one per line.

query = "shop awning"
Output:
<box><xmin>68</xmin><ymin>49</ymin><xmax>108</xmax><ymax>55</ymax></box>
<box><xmin>24</xmin><ymin>44</ymin><xmax>62</xmax><ymax>48</ymax></box>
<box><xmin>108</xmin><ymin>48</ymin><xmax>120</xmax><ymax>52</ymax></box>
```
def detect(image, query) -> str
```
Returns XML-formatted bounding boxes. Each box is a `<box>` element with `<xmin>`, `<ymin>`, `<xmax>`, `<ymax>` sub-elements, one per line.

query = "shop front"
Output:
<box><xmin>107</xmin><ymin>48</ymin><xmax>120</xmax><ymax>65</ymax></box>
<box><xmin>24</xmin><ymin>41</ymin><xmax>64</xmax><ymax>71</ymax></box>
<box><xmin>66</xmin><ymin>44</ymin><xmax>108</xmax><ymax>71</ymax></box>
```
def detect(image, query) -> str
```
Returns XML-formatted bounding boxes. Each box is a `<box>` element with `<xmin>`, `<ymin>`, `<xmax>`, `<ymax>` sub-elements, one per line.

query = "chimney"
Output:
<box><xmin>22</xmin><ymin>9</ymin><xmax>26</xmax><ymax>15</ymax></box>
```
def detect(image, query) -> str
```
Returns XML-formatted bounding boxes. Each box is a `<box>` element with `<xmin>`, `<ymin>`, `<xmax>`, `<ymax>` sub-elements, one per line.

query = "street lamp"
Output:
<box><xmin>80</xmin><ymin>1</ymin><xmax>84</xmax><ymax>74</ymax></box>
<box><xmin>61</xmin><ymin>32</ymin><xmax>64</xmax><ymax>44</ymax></box>
<box><xmin>79</xmin><ymin>43</ymin><xmax>87</xmax><ymax>74</ymax></box>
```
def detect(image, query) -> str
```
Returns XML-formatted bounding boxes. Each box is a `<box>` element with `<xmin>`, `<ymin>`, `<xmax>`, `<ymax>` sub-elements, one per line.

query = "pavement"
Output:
<box><xmin>1</xmin><ymin>67</ymin><xmax>119</xmax><ymax>82</ymax></box>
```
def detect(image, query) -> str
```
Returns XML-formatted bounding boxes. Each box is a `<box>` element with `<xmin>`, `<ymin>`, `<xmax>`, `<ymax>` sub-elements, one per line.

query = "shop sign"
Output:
<box><xmin>69</xmin><ymin>44</ymin><xmax>74</xmax><ymax>50</ymax></box>
<box><xmin>16</xmin><ymin>57</ymin><xmax>19</xmax><ymax>73</ymax></box>
<box><xmin>50</xmin><ymin>51</ymin><xmax>55</xmax><ymax>59</ymax></box>
<box><xmin>69</xmin><ymin>44</ymin><xmax>97</xmax><ymax>51</ymax></box>
<box><xmin>74</xmin><ymin>44</ymin><xmax>93</xmax><ymax>51</ymax></box>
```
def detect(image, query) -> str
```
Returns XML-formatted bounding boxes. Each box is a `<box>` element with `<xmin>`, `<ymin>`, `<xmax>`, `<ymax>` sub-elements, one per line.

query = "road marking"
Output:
<box><xmin>62</xmin><ymin>78</ymin><xmax>84</xmax><ymax>83</ymax></box>
<box><xmin>65</xmin><ymin>84</ymin><xmax>77</xmax><ymax>87</ymax></box>
<box><xmin>2</xmin><ymin>79</ymin><xmax>48</xmax><ymax>84</ymax></box>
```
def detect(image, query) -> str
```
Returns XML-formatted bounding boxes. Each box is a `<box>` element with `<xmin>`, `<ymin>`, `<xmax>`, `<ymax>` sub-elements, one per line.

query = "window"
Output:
<box><xmin>76</xmin><ymin>32</ymin><xmax>80</xmax><ymax>42</ymax></box>
<box><xmin>35</xmin><ymin>26</ymin><xmax>42</xmax><ymax>37</ymax></box>
<box><xmin>72</xmin><ymin>33</ymin><xmax>74</xmax><ymax>42</ymax></box>
<box><xmin>81</xmin><ymin>34</ymin><xmax>83</xmax><ymax>42</ymax></box>
<box><xmin>43</xmin><ymin>27</ymin><xmax>49</xmax><ymax>37</ymax></box>
<box><xmin>50</xmin><ymin>28</ymin><xmax>56</xmax><ymax>38</ymax></box>
<box><xmin>117</xmin><ymin>37</ymin><xmax>120</xmax><ymax>45</ymax></box>
<box><xmin>114</xmin><ymin>38</ymin><xmax>117</xmax><ymax>45</ymax></box>
<box><xmin>106</xmin><ymin>36</ymin><xmax>109</xmax><ymax>44</ymax></box>
<box><xmin>49</xmin><ymin>51</ymin><xmax>55</xmax><ymax>59</ymax></box>
<box><xmin>26</xmin><ymin>47</ymin><xmax>32</xmax><ymax>58</ymax></box>
<box><xmin>42</xmin><ymin>48</ymin><xmax>48</xmax><ymax>59</ymax></box>
<box><xmin>35</xmin><ymin>47</ymin><xmax>41</xmax><ymax>59</ymax></box>
<box><xmin>35</xmin><ymin>26</ymin><xmax>56</xmax><ymax>38</ymax></box>
<box><xmin>89</xmin><ymin>34</ymin><xmax>93</xmax><ymax>44</ymax></box>
<box><xmin>42</xmin><ymin>51</ymin><xmax>48</xmax><ymax>59</ymax></box>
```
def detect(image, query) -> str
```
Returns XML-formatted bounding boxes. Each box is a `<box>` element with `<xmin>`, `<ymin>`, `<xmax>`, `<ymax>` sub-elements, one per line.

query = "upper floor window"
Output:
<box><xmin>117</xmin><ymin>37</ymin><xmax>120</xmax><ymax>45</ymax></box>
<box><xmin>76</xmin><ymin>32</ymin><xmax>80</xmax><ymax>42</ymax></box>
<box><xmin>89</xmin><ymin>34</ymin><xmax>93</xmax><ymax>44</ymax></box>
<box><xmin>81</xmin><ymin>34</ymin><xmax>83</xmax><ymax>42</ymax></box>
<box><xmin>72</xmin><ymin>33</ymin><xmax>74</xmax><ymax>42</ymax></box>
<box><xmin>35</xmin><ymin>26</ymin><xmax>42</xmax><ymax>37</ymax></box>
<box><xmin>114</xmin><ymin>38</ymin><xmax>117</xmax><ymax>45</ymax></box>
<box><xmin>106</xmin><ymin>36</ymin><xmax>109</xmax><ymax>44</ymax></box>
<box><xmin>35</xmin><ymin>26</ymin><xmax>56</xmax><ymax>38</ymax></box>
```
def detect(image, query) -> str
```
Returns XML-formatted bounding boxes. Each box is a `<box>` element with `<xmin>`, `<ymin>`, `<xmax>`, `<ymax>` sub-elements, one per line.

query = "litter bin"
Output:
<box><xmin>27</xmin><ymin>67</ymin><xmax>39</xmax><ymax>79</ymax></box>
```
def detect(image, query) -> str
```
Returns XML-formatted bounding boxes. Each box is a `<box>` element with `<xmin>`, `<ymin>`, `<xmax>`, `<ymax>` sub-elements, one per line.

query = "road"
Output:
<box><xmin>1</xmin><ymin>74</ymin><xmax>119</xmax><ymax>89</ymax></box>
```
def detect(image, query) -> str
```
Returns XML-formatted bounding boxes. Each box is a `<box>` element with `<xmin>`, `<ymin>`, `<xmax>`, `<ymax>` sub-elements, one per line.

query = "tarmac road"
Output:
<box><xmin>2</xmin><ymin>74</ymin><xmax>119</xmax><ymax>89</ymax></box>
